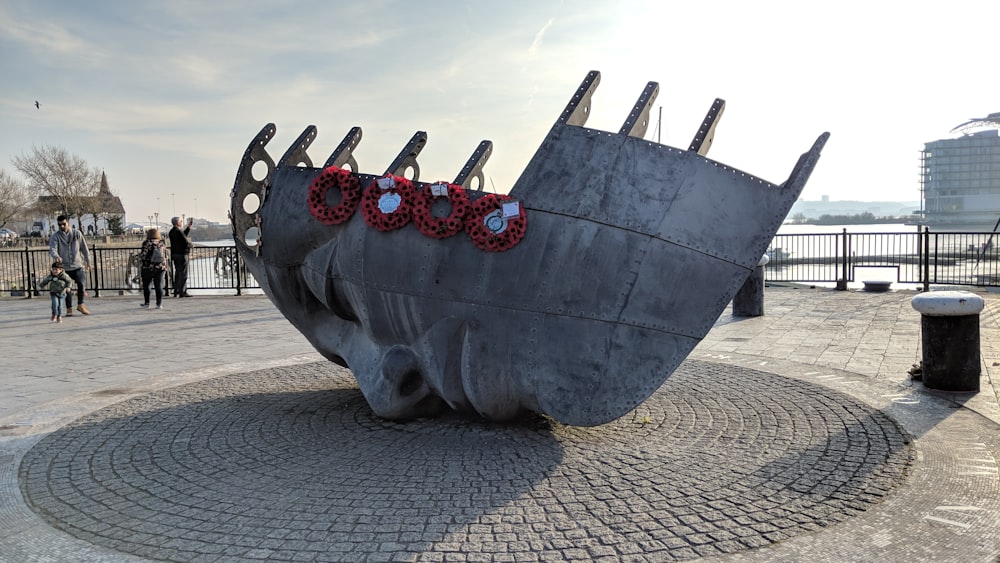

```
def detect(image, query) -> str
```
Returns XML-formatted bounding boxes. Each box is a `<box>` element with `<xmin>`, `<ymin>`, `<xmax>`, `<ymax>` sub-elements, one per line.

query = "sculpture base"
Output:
<box><xmin>733</xmin><ymin>266</ymin><xmax>765</xmax><ymax>317</ymax></box>
<box><xmin>20</xmin><ymin>360</ymin><xmax>910</xmax><ymax>561</ymax></box>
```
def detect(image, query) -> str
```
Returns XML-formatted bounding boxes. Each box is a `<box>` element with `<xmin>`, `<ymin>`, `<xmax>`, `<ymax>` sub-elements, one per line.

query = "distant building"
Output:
<box><xmin>35</xmin><ymin>171</ymin><xmax>126</xmax><ymax>235</ymax></box>
<box><xmin>920</xmin><ymin>115</ymin><xmax>1000</xmax><ymax>231</ymax></box>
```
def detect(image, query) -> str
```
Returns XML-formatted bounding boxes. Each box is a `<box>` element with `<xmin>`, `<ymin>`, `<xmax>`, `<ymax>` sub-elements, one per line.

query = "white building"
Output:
<box><xmin>920</xmin><ymin>115</ymin><xmax>1000</xmax><ymax>231</ymax></box>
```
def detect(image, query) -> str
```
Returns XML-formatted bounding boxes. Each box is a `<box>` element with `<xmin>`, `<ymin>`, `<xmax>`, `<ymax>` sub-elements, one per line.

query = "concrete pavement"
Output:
<box><xmin>0</xmin><ymin>286</ymin><xmax>997</xmax><ymax>561</ymax></box>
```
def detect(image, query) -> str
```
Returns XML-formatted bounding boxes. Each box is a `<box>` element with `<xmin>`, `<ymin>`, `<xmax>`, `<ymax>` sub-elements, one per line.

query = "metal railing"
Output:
<box><xmin>5</xmin><ymin>229</ymin><xmax>999</xmax><ymax>298</ymax></box>
<box><xmin>0</xmin><ymin>243</ymin><xmax>258</xmax><ymax>298</ymax></box>
<box><xmin>766</xmin><ymin>228</ymin><xmax>1000</xmax><ymax>289</ymax></box>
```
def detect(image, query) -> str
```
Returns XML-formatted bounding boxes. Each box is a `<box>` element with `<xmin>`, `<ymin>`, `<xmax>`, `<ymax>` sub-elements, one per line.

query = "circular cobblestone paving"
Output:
<box><xmin>19</xmin><ymin>360</ymin><xmax>911</xmax><ymax>562</ymax></box>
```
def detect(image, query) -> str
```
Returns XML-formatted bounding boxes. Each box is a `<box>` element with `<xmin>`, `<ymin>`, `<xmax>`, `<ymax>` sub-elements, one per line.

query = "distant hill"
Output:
<box><xmin>788</xmin><ymin>199</ymin><xmax>920</xmax><ymax>221</ymax></box>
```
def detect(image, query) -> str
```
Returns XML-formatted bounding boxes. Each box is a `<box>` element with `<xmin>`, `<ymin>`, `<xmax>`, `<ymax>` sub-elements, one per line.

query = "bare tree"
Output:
<box><xmin>0</xmin><ymin>169</ymin><xmax>33</xmax><ymax>230</ymax></box>
<box><xmin>12</xmin><ymin>145</ymin><xmax>102</xmax><ymax>230</ymax></box>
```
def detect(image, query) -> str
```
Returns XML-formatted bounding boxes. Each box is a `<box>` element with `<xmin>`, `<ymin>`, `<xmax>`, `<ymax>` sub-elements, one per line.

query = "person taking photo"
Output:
<box><xmin>169</xmin><ymin>216</ymin><xmax>194</xmax><ymax>297</ymax></box>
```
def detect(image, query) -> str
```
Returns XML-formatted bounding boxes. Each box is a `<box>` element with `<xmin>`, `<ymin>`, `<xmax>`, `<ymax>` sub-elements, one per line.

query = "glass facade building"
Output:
<box><xmin>920</xmin><ymin>129</ymin><xmax>1000</xmax><ymax>231</ymax></box>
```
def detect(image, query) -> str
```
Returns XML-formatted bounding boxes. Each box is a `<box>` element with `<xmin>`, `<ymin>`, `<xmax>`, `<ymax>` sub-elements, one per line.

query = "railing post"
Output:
<box><xmin>31</xmin><ymin>243</ymin><xmax>40</xmax><ymax>297</ymax></box>
<box><xmin>21</xmin><ymin>243</ymin><xmax>32</xmax><ymax>298</ymax></box>
<box><xmin>235</xmin><ymin>249</ymin><xmax>243</xmax><ymax>296</ymax></box>
<box><xmin>92</xmin><ymin>244</ymin><xmax>101</xmax><ymax>298</ymax></box>
<box><xmin>916</xmin><ymin>225</ymin><xmax>923</xmax><ymax>289</ymax></box>
<box><xmin>922</xmin><ymin>227</ymin><xmax>930</xmax><ymax>292</ymax></box>
<box><xmin>836</xmin><ymin>228</ymin><xmax>848</xmax><ymax>290</ymax></box>
<box><xmin>0</xmin><ymin>242</ymin><xmax>260</xmax><ymax>298</ymax></box>
<box><xmin>165</xmin><ymin>262</ymin><xmax>172</xmax><ymax>296</ymax></box>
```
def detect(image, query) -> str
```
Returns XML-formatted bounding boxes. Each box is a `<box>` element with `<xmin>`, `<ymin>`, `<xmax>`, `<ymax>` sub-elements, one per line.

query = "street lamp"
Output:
<box><xmin>147</xmin><ymin>215</ymin><xmax>153</xmax><ymax>229</ymax></box>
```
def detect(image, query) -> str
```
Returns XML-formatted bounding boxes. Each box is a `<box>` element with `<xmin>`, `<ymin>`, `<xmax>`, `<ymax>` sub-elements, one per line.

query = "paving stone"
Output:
<box><xmin>0</xmin><ymin>289</ymin><xmax>998</xmax><ymax>561</ymax></box>
<box><xmin>12</xmin><ymin>359</ymin><xmax>913</xmax><ymax>561</ymax></box>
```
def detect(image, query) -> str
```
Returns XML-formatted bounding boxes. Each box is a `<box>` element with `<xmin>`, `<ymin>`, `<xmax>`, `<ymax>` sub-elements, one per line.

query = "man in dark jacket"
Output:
<box><xmin>168</xmin><ymin>216</ymin><xmax>194</xmax><ymax>297</ymax></box>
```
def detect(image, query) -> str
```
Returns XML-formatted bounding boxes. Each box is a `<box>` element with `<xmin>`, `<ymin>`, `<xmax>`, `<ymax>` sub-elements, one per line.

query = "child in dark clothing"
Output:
<box><xmin>39</xmin><ymin>262</ymin><xmax>73</xmax><ymax>322</ymax></box>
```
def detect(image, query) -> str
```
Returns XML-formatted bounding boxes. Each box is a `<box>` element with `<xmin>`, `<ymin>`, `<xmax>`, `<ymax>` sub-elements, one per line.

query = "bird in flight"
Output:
<box><xmin>34</xmin><ymin>101</ymin><xmax>40</xmax><ymax>109</ymax></box>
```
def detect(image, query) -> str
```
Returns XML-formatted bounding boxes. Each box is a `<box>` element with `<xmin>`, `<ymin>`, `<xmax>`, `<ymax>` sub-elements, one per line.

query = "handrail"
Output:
<box><xmin>0</xmin><ymin>244</ymin><xmax>260</xmax><ymax>298</ymax></box>
<box><xmin>4</xmin><ymin>230</ymin><xmax>1000</xmax><ymax>298</ymax></box>
<box><xmin>762</xmin><ymin>228</ymin><xmax>999</xmax><ymax>288</ymax></box>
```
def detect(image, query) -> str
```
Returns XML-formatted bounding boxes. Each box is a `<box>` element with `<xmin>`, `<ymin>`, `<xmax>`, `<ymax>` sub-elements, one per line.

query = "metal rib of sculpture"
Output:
<box><xmin>230</xmin><ymin>70</ymin><xmax>829</xmax><ymax>426</ymax></box>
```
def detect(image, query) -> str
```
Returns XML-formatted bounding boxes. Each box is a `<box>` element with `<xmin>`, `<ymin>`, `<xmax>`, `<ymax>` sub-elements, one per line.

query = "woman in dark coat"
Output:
<box><xmin>139</xmin><ymin>228</ymin><xmax>169</xmax><ymax>309</ymax></box>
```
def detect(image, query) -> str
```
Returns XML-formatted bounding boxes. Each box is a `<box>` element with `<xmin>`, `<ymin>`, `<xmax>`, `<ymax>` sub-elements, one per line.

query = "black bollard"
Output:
<box><xmin>911</xmin><ymin>291</ymin><xmax>984</xmax><ymax>393</ymax></box>
<box><xmin>733</xmin><ymin>256</ymin><xmax>768</xmax><ymax>317</ymax></box>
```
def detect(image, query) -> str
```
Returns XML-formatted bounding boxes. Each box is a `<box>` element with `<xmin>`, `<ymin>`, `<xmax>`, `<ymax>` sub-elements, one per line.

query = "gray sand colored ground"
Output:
<box><xmin>0</xmin><ymin>286</ymin><xmax>997</xmax><ymax>561</ymax></box>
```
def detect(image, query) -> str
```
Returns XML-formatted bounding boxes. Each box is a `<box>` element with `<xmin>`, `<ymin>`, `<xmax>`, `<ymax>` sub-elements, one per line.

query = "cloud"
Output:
<box><xmin>0</xmin><ymin>7</ymin><xmax>106</xmax><ymax>62</ymax></box>
<box><xmin>5</xmin><ymin>0</ymin><xmax>999</xmax><ymax>223</ymax></box>
<box><xmin>528</xmin><ymin>19</ymin><xmax>554</xmax><ymax>58</ymax></box>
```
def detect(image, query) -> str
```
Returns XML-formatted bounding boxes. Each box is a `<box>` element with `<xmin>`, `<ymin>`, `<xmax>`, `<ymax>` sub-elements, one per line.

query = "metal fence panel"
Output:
<box><xmin>848</xmin><ymin>232</ymin><xmax>920</xmax><ymax>283</ymax></box>
<box><xmin>762</xmin><ymin>230</ymin><xmax>999</xmax><ymax>288</ymax></box>
<box><xmin>92</xmin><ymin>245</ymin><xmax>143</xmax><ymax>294</ymax></box>
<box><xmin>1</xmin><ymin>244</ymin><xmax>260</xmax><ymax>298</ymax></box>
<box><xmin>4</xmin><ymin>232</ymin><xmax>1000</xmax><ymax>298</ymax></box>
<box><xmin>926</xmin><ymin>232</ymin><xmax>1000</xmax><ymax>287</ymax></box>
<box><xmin>765</xmin><ymin>233</ymin><xmax>840</xmax><ymax>282</ymax></box>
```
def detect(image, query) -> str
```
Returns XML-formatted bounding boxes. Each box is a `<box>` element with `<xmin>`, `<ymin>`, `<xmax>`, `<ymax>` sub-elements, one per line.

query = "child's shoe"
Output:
<box><xmin>51</xmin><ymin>315</ymin><xmax>57</xmax><ymax>322</ymax></box>
<box><xmin>56</xmin><ymin>316</ymin><xmax>62</xmax><ymax>323</ymax></box>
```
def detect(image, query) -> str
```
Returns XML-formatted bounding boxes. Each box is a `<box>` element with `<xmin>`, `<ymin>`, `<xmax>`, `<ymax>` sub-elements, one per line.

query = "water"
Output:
<box><xmin>194</xmin><ymin>226</ymin><xmax>986</xmax><ymax>293</ymax></box>
<box><xmin>770</xmin><ymin>223</ymin><xmax>999</xmax><ymax>290</ymax></box>
<box><xmin>188</xmin><ymin>251</ymin><xmax>263</xmax><ymax>296</ymax></box>
<box><xmin>188</xmin><ymin>238</ymin><xmax>264</xmax><ymax>295</ymax></box>
<box><xmin>772</xmin><ymin>223</ymin><xmax>918</xmax><ymax>290</ymax></box>
<box><xmin>777</xmin><ymin>223</ymin><xmax>919</xmax><ymax>235</ymax></box>
<box><xmin>196</xmin><ymin>239</ymin><xmax>237</xmax><ymax>247</ymax></box>
<box><xmin>122</xmin><ymin>241</ymin><xmax>263</xmax><ymax>297</ymax></box>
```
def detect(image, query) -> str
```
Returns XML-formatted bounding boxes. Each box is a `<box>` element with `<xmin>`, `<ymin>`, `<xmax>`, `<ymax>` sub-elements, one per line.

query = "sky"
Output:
<box><xmin>1</xmin><ymin>0</ymin><xmax>998</xmax><ymax>224</ymax></box>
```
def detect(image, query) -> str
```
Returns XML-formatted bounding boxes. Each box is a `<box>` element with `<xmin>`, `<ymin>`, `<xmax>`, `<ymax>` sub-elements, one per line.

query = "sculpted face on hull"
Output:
<box><xmin>230</xmin><ymin>71</ymin><xmax>828</xmax><ymax>426</ymax></box>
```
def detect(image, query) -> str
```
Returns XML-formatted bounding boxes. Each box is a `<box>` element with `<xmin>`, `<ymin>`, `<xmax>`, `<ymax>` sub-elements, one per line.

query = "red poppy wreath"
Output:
<box><xmin>307</xmin><ymin>166</ymin><xmax>362</xmax><ymax>225</ymax></box>
<box><xmin>360</xmin><ymin>174</ymin><xmax>415</xmax><ymax>232</ymax></box>
<box><xmin>464</xmin><ymin>193</ymin><xmax>527</xmax><ymax>252</ymax></box>
<box><xmin>412</xmin><ymin>181</ymin><xmax>470</xmax><ymax>239</ymax></box>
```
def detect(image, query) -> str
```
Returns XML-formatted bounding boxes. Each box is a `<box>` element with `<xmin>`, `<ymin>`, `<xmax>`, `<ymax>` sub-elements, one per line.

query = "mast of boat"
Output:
<box><xmin>658</xmin><ymin>106</ymin><xmax>662</xmax><ymax>144</ymax></box>
<box><xmin>649</xmin><ymin>106</ymin><xmax>663</xmax><ymax>144</ymax></box>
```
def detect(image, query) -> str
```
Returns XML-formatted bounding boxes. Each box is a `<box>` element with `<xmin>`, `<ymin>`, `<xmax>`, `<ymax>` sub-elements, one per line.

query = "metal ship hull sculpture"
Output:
<box><xmin>230</xmin><ymin>71</ymin><xmax>829</xmax><ymax>426</ymax></box>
